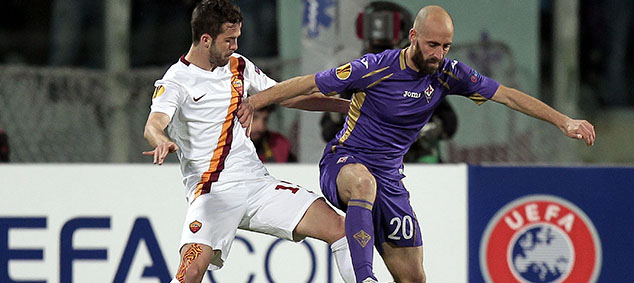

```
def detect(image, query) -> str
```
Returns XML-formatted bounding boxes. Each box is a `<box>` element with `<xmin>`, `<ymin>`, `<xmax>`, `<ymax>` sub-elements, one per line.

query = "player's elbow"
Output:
<box><xmin>294</xmin><ymin>74</ymin><xmax>320</xmax><ymax>95</ymax></box>
<box><xmin>491</xmin><ymin>85</ymin><xmax>516</xmax><ymax>107</ymax></box>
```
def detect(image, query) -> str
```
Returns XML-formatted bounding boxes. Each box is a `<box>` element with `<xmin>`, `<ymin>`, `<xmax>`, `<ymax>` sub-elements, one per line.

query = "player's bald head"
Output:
<box><xmin>413</xmin><ymin>5</ymin><xmax>454</xmax><ymax>35</ymax></box>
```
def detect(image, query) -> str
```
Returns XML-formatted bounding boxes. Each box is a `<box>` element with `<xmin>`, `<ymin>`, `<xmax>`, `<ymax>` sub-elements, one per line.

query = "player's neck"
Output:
<box><xmin>404</xmin><ymin>47</ymin><xmax>420</xmax><ymax>72</ymax></box>
<box><xmin>184</xmin><ymin>45</ymin><xmax>218</xmax><ymax>72</ymax></box>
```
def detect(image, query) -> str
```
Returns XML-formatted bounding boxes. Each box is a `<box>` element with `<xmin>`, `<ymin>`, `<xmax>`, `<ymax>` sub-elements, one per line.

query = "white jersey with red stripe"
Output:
<box><xmin>150</xmin><ymin>54</ymin><xmax>276</xmax><ymax>202</ymax></box>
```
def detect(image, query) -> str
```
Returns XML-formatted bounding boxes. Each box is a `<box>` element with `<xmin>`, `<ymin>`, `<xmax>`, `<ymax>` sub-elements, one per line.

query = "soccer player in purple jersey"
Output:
<box><xmin>238</xmin><ymin>5</ymin><xmax>596</xmax><ymax>283</ymax></box>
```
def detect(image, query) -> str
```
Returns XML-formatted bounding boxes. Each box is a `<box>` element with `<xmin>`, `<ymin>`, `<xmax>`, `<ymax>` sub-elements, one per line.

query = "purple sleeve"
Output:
<box><xmin>315</xmin><ymin>54</ymin><xmax>377</xmax><ymax>95</ymax></box>
<box><xmin>449</xmin><ymin>61</ymin><xmax>500</xmax><ymax>100</ymax></box>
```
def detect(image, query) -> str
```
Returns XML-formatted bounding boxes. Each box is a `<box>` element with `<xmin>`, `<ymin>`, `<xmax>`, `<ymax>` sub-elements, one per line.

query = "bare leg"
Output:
<box><xmin>294</xmin><ymin>198</ymin><xmax>356</xmax><ymax>283</ymax></box>
<box><xmin>294</xmin><ymin>198</ymin><xmax>346</xmax><ymax>244</ymax></box>
<box><xmin>380</xmin><ymin>243</ymin><xmax>426</xmax><ymax>283</ymax></box>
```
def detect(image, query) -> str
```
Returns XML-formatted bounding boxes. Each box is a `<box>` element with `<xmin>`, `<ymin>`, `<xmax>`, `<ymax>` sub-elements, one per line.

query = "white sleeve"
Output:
<box><xmin>242</xmin><ymin>57</ymin><xmax>277</xmax><ymax>95</ymax></box>
<box><xmin>149</xmin><ymin>80</ymin><xmax>185</xmax><ymax>120</ymax></box>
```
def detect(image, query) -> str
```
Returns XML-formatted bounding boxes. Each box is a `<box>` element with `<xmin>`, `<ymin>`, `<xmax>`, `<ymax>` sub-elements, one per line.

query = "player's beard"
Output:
<box><xmin>411</xmin><ymin>42</ymin><xmax>442</xmax><ymax>75</ymax></box>
<box><xmin>208</xmin><ymin>40</ymin><xmax>231</xmax><ymax>67</ymax></box>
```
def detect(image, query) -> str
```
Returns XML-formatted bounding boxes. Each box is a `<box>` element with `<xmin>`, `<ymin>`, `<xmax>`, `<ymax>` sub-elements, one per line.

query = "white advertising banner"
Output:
<box><xmin>0</xmin><ymin>164</ymin><xmax>467</xmax><ymax>283</ymax></box>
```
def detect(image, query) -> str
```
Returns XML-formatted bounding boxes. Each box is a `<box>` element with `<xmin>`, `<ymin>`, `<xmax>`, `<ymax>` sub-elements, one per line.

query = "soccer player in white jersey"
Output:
<box><xmin>143</xmin><ymin>1</ymin><xmax>355</xmax><ymax>282</ymax></box>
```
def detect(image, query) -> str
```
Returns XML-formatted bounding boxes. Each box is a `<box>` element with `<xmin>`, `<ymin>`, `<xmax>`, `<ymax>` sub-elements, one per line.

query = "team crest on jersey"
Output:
<box><xmin>152</xmin><ymin>85</ymin><xmax>165</xmax><ymax>99</ymax></box>
<box><xmin>424</xmin><ymin>85</ymin><xmax>434</xmax><ymax>103</ymax></box>
<box><xmin>336</xmin><ymin>63</ymin><xmax>352</xmax><ymax>80</ymax></box>
<box><xmin>231</xmin><ymin>77</ymin><xmax>244</xmax><ymax>95</ymax></box>
<box><xmin>480</xmin><ymin>195</ymin><xmax>602</xmax><ymax>283</ymax></box>
<box><xmin>189</xmin><ymin>220</ymin><xmax>202</xmax><ymax>233</ymax></box>
<box><xmin>336</xmin><ymin>155</ymin><xmax>350</xmax><ymax>164</ymax></box>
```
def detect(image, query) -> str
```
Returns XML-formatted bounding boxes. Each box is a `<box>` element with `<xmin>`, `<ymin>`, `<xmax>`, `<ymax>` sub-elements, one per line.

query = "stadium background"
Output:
<box><xmin>1</xmin><ymin>0</ymin><xmax>633</xmax><ymax>282</ymax></box>
<box><xmin>1</xmin><ymin>0</ymin><xmax>633</xmax><ymax>164</ymax></box>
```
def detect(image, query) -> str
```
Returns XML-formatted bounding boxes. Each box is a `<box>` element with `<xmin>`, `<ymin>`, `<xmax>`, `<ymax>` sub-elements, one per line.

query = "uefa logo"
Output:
<box><xmin>480</xmin><ymin>195</ymin><xmax>602</xmax><ymax>283</ymax></box>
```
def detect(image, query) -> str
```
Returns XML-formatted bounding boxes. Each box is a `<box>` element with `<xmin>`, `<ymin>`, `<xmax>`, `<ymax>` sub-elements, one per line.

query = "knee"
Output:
<box><xmin>395</xmin><ymin>269</ymin><xmax>426</xmax><ymax>283</ymax></box>
<box><xmin>413</xmin><ymin>271</ymin><xmax>426</xmax><ymax>283</ymax></box>
<box><xmin>183</xmin><ymin>263</ymin><xmax>207</xmax><ymax>283</ymax></box>
<box><xmin>338</xmin><ymin>164</ymin><xmax>377</xmax><ymax>200</ymax></box>
<box><xmin>325</xmin><ymin>214</ymin><xmax>347</xmax><ymax>242</ymax></box>
<box><xmin>333</xmin><ymin>213</ymin><xmax>345</xmax><ymax>232</ymax></box>
<box><xmin>350</xmin><ymin>174</ymin><xmax>376</xmax><ymax>200</ymax></box>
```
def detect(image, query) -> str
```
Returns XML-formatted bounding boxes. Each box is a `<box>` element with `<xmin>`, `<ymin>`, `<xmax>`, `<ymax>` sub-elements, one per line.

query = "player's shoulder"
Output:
<box><xmin>334</xmin><ymin>48</ymin><xmax>401</xmax><ymax>81</ymax></box>
<box><xmin>360</xmin><ymin>48</ymin><xmax>401</xmax><ymax>70</ymax></box>
<box><xmin>162</xmin><ymin>57</ymin><xmax>195</xmax><ymax>79</ymax></box>
<box><xmin>153</xmin><ymin>57</ymin><xmax>196</xmax><ymax>92</ymax></box>
<box><xmin>230</xmin><ymin>53</ymin><xmax>271</xmax><ymax>81</ymax></box>
<box><xmin>228</xmin><ymin>53</ymin><xmax>254</xmax><ymax>71</ymax></box>
<box><xmin>439</xmin><ymin>58</ymin><xmax>472</xmax><ymax>80</ymax></box>
<box><xmin>229</xmin><ymin>52</ymin><xmax>255</xmax><ymax>67</ymax></box>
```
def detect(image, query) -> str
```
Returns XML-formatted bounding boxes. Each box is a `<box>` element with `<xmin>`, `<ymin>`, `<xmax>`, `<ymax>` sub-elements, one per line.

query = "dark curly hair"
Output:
<box><xmin>191</xmin><ymin>0</ymin><xmax>243</xmax><ymax>44</ymax></box>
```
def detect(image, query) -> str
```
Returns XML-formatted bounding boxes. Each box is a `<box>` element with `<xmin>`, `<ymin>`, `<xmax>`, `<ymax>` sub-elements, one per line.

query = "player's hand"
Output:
<box><xmin>562</xmin><ymin>118</ymin><xmax>596</xmax><ymax>146</ymax></box>
<box><xmin>142</xmin><ymin>142</ymin><xmax>179</xmax><ymax>165</ymax></box>
<box><xmin>237</xmin><ymin>97</ymin><xmax>255</xmax><ymax>137</ymax></box>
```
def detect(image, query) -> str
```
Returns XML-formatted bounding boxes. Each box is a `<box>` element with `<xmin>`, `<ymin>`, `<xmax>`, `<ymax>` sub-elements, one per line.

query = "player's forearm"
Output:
<box><xmin>280</xmin><ymin>92</ymin><xmax>350</xmax><ymax>113</ymax></box>
<box><xmin>144</xmin><ymin>125</ymin><xmax>172</xmax><ymax>148</ymax></box>
<box><xmin>250</xmin><ymin>74</ymin><xmax>319</xmax><ymax>110</ymax></box>
<box><xmin>497</xmin><ymin>86</ymin><xmax>569</xmax><ymax>130</ymax></box>
<box><xmin>143</xmin><ymin>114</ymin><xmax>173</xmax><ymax>148</ymax></box>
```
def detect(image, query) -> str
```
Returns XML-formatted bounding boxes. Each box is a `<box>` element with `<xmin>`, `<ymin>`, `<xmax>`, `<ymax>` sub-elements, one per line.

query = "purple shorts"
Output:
<box><xmin>319</xmin><ymin>149</ymin><xmax>423</xmax><ymax>254</ymax></box>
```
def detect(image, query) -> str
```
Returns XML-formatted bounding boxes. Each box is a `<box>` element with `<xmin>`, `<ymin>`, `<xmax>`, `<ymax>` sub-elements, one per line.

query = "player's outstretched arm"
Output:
<box><xmin>280</xmin><ymin>92</ymin><xmax>350</xmax><ymax>113</ymax></box>
<box><xmin>238</xmin><ymin>74</ymin><xmax>320</xmax><ymax>132</ymax></box>
<box><xmin>491</xmin><ymin>85</ymin><xmax>596</xmax><ymax>146</ymax></box>
<box><xmin>143</xmin><ymin>112</ymin><xmax>179</xmax><ymax>165</ymax></box>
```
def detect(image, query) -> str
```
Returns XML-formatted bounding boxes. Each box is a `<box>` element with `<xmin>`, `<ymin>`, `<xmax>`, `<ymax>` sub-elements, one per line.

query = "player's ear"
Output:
<box><xmin>201</xmin><ymin>34</ymin><xmax>213</xmax><ymax>48</ymax></box>
<box><xmin>408</xmin><ymin>28</ymin><xmax>417</xmax><ymax>43</ymax></box>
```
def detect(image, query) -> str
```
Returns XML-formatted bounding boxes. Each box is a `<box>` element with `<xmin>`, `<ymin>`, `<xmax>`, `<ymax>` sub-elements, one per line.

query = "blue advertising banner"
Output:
<box><xmin>468</xmin><ymin>166</ymin><xmax>634</xmax><ymax>282</ymax></box>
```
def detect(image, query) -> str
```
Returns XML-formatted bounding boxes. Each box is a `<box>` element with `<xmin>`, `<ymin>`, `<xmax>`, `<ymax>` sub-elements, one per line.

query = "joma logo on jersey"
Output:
<box><xmin>403</xmin><ymin>91</ymin><xmax>422</xmax><ymax>98</ymax></box>
<box><xmin>480</xmin><ymin>195</ymin><xmax>602</xmax><ymax>283</ymax></box>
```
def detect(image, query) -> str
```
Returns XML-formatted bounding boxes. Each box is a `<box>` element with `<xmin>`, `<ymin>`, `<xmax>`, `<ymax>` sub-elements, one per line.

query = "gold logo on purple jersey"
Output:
<box><xmin>424</xmin><ymin>85</ymin><xmax>435</xmax><ymax>103</ymax></box>
<box><xmin>353</xmin><ymin>230</ymin><xmax>371</xmax><ymax>247</ymax></box>
<box><xmin>336</xmin><ymin>63</ymin><xmax>352</xmax><ymax>80</ymax></box>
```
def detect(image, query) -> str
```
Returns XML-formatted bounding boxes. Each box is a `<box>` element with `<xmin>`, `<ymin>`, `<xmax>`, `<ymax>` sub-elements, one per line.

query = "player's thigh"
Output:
<box><xmin>180</xmin><ymin>187</ymin><xmax>248</xmax><ymax>270</ymax></box>
<box><xmin>243</xmin><ymin>178</ymin><xmax>322</xmax><ymax>241</ymax></box>
<box><xmin>381</xmin><ymin>243</ymin><xmax>426</xmax><ymax>283</ymax></box>
<box><xmin>336</xmin><ymin>162</ymin><xmax>377</xmax><ymax>203</ymax></box>
<box><xmin>294</xmin><ymin>197</ymin><xmax>345</xmax><ymax>244</ymax></box>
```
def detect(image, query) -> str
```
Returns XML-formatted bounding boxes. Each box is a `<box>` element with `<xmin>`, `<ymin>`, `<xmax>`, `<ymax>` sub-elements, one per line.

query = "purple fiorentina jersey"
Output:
<box><xmin>315</xmin><ymin>48</ymin><xmax>499</xmax><ymax>173</ymax></box>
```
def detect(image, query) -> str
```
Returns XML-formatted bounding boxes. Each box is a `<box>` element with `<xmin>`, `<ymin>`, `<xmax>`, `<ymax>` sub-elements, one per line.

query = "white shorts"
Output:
<box><xmin>178</xmin><ymin>175</ymin><xmax>321</xmax><ymax>270</ymax></box>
